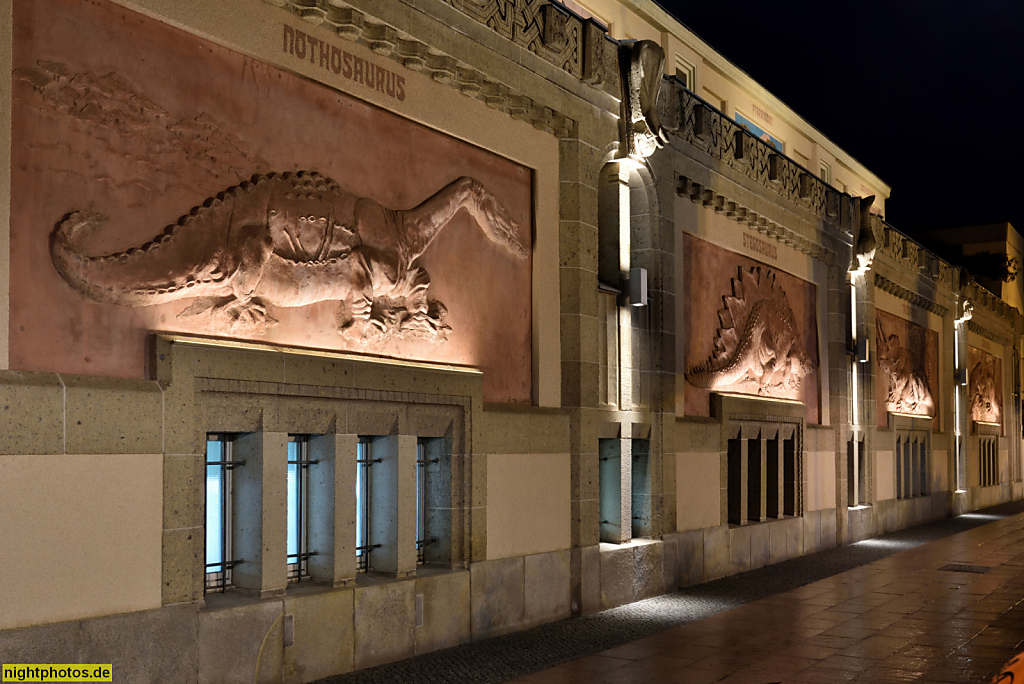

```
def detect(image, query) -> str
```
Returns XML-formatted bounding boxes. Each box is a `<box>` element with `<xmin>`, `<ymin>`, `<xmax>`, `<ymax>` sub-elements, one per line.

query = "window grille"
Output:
<box><xmin>355</xmin><ymin>438</ymin><xmax>380</xmax><ymax>572</ymax></box>
<box><xmin>287</xmin><ymin>436</ymin><xmax>318</xmax><ymax>583</ymax></box>
<box><xmin>205</xmin><ymin>434</ymin><xmax>245</xmax><ymax>593</ymax></box>
<box><xmin>415</xmin><ymin>439</ymin><xmax>439</xmax><ymax>565</ymax></box>
<box><xmin>980</xmin><ymin>436</ymin><xmax>999</xmax><ymax>487</ymax></box>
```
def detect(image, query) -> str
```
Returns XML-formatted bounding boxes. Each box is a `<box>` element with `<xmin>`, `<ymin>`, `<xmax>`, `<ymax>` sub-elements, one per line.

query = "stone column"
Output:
<box><xmin>232</xmin><ymin>431</ymin><xmax>288</xmax><ymax>598</ymax></box>
<box><xmin>307</xmin><ymin>433</ymin><xmax>357</xmax><ymax>586</ymax></box>
<box><xmin>369</xmin><ymin>434</ymin><xmax>417</xmax><ymax>577</ymax></box>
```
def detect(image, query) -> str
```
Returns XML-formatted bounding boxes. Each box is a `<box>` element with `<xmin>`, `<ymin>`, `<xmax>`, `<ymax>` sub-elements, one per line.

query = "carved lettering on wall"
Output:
<box><xmin>282</xmin><ymin>25</ymin><xmax>406</xmax><ymax>102</ymax></box>
<box><xmin>742</xmin><ymin>232</ymin><xmax>778</xmax><ymax>261</ymax></box>
<box><xmin>686</xmin><ymin>266</ymin><xmax>815</xmax><ymax>396</ymax></box>
<box><xmin>51</xmin><ymin>172</ymin><xmax>526</xmax><ymax>340</ymax></box>
<box><xmin>875</xmin><ymin>311</ymin><xmax>935</xmax><ymax>417</ymax></box>
<box><xmin>969</xmin><ymin>347</ymin><xmax>1003</xmax><ymax>425</ymax></box>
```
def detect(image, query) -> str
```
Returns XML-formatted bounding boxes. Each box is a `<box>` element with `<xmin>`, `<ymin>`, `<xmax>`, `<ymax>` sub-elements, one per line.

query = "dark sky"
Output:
<box><xmin>656</xmin><ymin>0</ymin><xmax>1024</xmax><ymax>240</ymax></box>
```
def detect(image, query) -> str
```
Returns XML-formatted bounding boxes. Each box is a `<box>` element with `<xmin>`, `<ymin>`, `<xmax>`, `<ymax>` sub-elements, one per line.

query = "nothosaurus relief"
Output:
<box><xmin>686</xmin><ymin>266</ymin><xmax>814</xmax><ymax>396</ymax></box>
<box><xmin>51</xmin><ymin>172</ymin><xmax>527</xmax><ymax>340</ymax></box>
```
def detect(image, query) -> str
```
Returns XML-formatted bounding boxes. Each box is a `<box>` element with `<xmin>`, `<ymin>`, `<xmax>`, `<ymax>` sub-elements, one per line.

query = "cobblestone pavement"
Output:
<box><xmin>317</xmin><ymin>501</ymin><xmax>1024</xmax><ymax>684</ymax></box>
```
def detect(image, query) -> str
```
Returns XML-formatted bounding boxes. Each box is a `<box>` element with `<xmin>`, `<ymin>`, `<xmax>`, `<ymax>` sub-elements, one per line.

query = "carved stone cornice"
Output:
<box><xmin>872</xmin><ymin>272</ymin><xmax>949</xmax><ymax>318</ymax></box>
<box><xmin>661</xmin><ymin>83</ymin><xmax>843</xmax><ymax>227</ymax></box>
<box><xmin>962</xmin><ymin>279</ymin><xmax>1018</xmax><ymax>321</ymax></box>
<box><xmin>876</xmin><ymin>222</ymin><xmax>954</xmax><ymax>288</ymax></box>
<box><xmin>677</xmin><ymin>175</ymin><xmax>834</xmax><ymax>265</ymax></box>
<box><xmin>265</xmin><ymin>0</ymin><xmax>578</xmax><ymax>137</ymax></box>
<box><xmin>967</xmin><ymin>320</ymin><xmax>1012</xmax><ymax>348</ymax></box>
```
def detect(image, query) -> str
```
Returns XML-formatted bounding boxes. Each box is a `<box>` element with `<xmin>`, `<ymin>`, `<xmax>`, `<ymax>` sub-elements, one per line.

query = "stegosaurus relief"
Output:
<box><xmin>686</xmin><ymin>266</ymin><xmax>814</xmax><ymax>396</ymax></box>
<box><xmin>50</xmin><ymin>171</ymin><xmax>528</xmax><ymax>341</ymax></box>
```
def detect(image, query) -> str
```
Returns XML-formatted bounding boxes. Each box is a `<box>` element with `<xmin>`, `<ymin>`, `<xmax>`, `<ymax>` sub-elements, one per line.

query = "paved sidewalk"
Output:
<box><xmin>320</xmin><ymin>501</ymin><xmax>1024</xmax><ymax>684</ymax></box>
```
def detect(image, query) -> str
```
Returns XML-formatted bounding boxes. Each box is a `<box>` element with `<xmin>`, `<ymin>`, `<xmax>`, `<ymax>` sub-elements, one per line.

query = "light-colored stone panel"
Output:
<box><xmin>0</xmin><ymin>453</ymin><xmax>162</xmax><ymax>630</ymax></box>
<box><xmin>675</xmin><ymin>451</ymin><xmax>721</xmax><ymax>531</ymax></box>
<box><xmin>598</xmin><ymin>543</ymin><xmax>634</xmax><ymax>610</ymax></box>
<box><xmin>470</xmin><ymin>557</ymin><xmax>524</xmax><ymax>639</ymax></box>
<box><xmin>876</xmin><ymin>450</ymin><xmax>895</xmax><ymax>501</ymax></box>
<box><xmin>932</xmin><ymin>449</ymin><xmax>948</xmax><ymax>493</ymax></box>
<box><xmin>486</xmin><ymin>453</ymin><xmax>570</xmax><ymax>559</ymax></box>
<box><xmin>703</xmin><ymin>525</ymin><xmax>730</xmax><ymax>581</ymax></box>
<box><xmin>353</xmin><ymin>581</ymin><xmax>415</xmax><ymax>670</ymax></box>
<box><xmin>524</xmin><ymin>550</ymin><xmax>571</xmax><ymax>628</ymax></box>
<box><xmin>804</xmin><ymin>451</ymin><xmax>836</xmax><ymax>511</ymax></box>
<box><xmin>415</xmin><ymin>570</ymin><xmax>471</xmax><ymax>655</ymax></box>
<box><xmin>283</xmin><ymin>589</ymin><xmax>354</xmax><ymax>683</ymax></box>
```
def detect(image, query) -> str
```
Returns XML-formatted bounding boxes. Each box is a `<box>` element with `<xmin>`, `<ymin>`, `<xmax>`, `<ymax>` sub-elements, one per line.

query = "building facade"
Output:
<box><xmin>0</xmin><ymin>0</ymin><xmax>1020</xmax><ymax>681</ymax></box>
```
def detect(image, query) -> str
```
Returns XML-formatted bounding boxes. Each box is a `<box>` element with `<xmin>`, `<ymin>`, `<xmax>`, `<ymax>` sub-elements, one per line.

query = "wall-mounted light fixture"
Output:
<box><xmin>629</xmin><ymin>267</ymin><xmax>648</xmax><ymax>307</ymax></box>
<box><xmin>855</xmin><ymin>337</ymin><xmax>868</xmax><ymax>363</ymax></box>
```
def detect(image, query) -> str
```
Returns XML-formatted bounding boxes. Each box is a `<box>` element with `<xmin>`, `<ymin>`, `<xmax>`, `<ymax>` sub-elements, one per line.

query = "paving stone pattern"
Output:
<box><xmin>318</xmin><ymin>501</ymin><xmax>1024</xmax><ymax>684</ymax></box>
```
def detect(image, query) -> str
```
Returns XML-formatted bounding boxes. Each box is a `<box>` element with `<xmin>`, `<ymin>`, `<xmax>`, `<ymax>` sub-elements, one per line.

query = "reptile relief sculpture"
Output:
<box><xmin>50</xmin><ymin>171</ymin><xmax>527</xmax><ymax>340</ymax></box>
<box><xmin>686</xmin><ymin>266</ymin><xmax>814</xmax><ymax>395</ymax></box>
<box><xmin>970</xmin><ymin>356</ymin><xmax>1002</xmax><ymax>424</ymax></box>
<box><xmin>875</xmin><ymin>315</ymin><xmax>934</xmax><ymax>416</ymax></box>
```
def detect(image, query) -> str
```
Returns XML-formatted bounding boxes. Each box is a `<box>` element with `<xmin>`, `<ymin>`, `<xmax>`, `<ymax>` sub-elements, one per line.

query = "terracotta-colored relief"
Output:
<box><xmin>682</xmin><ymin>234</ymin><xmax>819</xmax><ymax>423</ymax></box>
<box><xmin>969</xmin><ymin>347</ymin><xmax>1003</xmax><ymax>425</ymax></box>
<box><xmin>11</xmin><ymin>0</ymin><xmax>533</xmax><ymax>403</ymax></box>
<box><xmin>874</xmin><ymin>310</ymin><xmax>937</xmax><ymax>424</ymax></box>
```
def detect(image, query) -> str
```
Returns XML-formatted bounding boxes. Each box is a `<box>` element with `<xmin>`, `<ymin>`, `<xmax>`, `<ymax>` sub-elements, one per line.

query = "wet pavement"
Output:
<box><xmin>321</xmin><ymin>501</ymin><xmax>1024</xmax><ymax>684</ymax></box>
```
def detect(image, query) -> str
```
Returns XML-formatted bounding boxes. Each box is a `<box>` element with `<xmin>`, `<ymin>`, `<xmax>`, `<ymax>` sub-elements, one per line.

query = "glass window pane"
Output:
<box><xmin>205</xmin><ymin>440</ymin><xmax>224</xmax><ymax>571</ymax></box>
<box><xmin>356</xmin><ymin>441</ymin><xmax>365</xmax><ymax>555</ymax></box>
<box><xmin>287</xmin><ymin>460</ymin><xmax>299</xmax><ymax>559</ymax></box>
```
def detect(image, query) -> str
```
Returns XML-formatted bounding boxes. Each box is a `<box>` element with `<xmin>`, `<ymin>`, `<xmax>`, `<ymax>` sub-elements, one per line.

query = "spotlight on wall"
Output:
<box><xmin>856</xmin><ymin>337</ymin><xmax>868</xmax><ymax>363</ymax></box>
<box><xmin>629</xmin><ymin>268</ymin><xmax>648</xmax><ymax>307</ymax></box>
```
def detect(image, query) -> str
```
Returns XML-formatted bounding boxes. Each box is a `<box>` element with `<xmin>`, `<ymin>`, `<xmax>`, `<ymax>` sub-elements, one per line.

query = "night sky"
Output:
<box><xmin>656</xmin><ymin>0</ymin><xmax>1024</xmax><ymax>242</ymax></box>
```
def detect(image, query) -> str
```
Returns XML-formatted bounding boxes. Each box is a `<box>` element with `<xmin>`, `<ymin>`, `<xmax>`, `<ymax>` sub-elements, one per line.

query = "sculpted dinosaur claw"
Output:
<box><xmin>50</xmin><ymin>172</ymin><xmax>527</xmax><ymax>343</ymax></box>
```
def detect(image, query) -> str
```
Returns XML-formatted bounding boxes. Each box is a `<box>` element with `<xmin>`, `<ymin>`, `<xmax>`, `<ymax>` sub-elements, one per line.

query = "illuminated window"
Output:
<box><xmin>287</xmin><ymin>435</ymin><xmax>316</xmax><ymax>583</ymax></box>
<box><xmin>205</xmin><ymin>434</ymin><xmax>243</xmax><ymax>593</ymax></box>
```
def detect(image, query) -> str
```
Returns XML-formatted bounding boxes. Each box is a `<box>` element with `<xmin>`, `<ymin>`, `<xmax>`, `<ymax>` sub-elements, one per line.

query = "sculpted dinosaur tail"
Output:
<box><xmin>50</xmin><ymin>207</ymin><xmax>236</xmax><ymax>306</ymax></box>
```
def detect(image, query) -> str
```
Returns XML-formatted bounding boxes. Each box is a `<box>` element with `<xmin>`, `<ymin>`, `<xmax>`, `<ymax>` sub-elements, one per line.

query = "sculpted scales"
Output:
<box><xmin>50</xmin><ymin>171</ymin><xmax>527</xmax><ymax>340</ymax></box>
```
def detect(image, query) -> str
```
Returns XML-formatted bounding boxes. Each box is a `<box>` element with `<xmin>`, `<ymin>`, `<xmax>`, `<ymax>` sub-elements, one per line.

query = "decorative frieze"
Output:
<box><xmin>663</xmin><ymin>83</ymin><xmax>841</xmax><ymax>226</ymax></box>
<box><xmin>677</xmin><ymin>176</ymin><xmax>833</xmax><ymax>264</ymax></box>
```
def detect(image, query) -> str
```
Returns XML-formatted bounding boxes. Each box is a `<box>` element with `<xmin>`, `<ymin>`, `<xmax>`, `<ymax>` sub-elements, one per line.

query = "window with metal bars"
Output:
<box><xmin>355</xmin><ymin>437</ymin><xmax>379</xmax><ymax>573</ymax></box>
<box><xmin>894</xmin><ymin>434</ymin><xmax>929</xmax><ymax>499</ymax></box>
<box><xmin>287</xmin><ymin>435</ymin><xmax>318</xmax><ymax>583</ymax></box>
<box><xmin>726</xmin><ymin>426</ymin><xmax>798</xmax><ymax>525</ymax></box>
<box><xmin>979</xmin><ymin>436</ymin><xmax>999</xmax><ymax>487</ymax></box>
<box><xmin>416</xmin><ymin>438</ymin><xmax>439</xmax><ymax>565</ymax></box>
<box><xmin>205</xmin><ymin>434</ymin><xmax>244</xmax><ymax>593</ymax></box>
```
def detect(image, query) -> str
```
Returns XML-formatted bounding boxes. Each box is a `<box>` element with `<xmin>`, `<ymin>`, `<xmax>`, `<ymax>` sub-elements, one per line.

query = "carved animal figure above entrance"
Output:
<box><xmin>686</xmin><ymin>266</ymin><xmax>814</xmax><ymax>396</ymax></box>
<box><xmin>51</xmin><ymin>172</ymin><xmax>527</xmax><ymax>341</ymax></box>
<box><xmin>875</xmin><ymin>313</ymin><xmax>935</xmax><ymax>417</ymax></box>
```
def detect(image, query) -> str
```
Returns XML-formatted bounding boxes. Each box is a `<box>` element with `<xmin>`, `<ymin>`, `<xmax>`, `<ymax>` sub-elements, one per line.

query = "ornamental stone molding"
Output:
<box><xmin>677</xmin><ymin>176</ymin><xmax>833</xmax><ymax>264</ymax></box>
<box><xmin>872</xmin><ymin>273</ymin><xmax>948</xmax><ymax>318</ymax></box>
<box><xmin>264</xmin><ymin>0</ymin><xmax>585</xmax><ymax>137</ymax></box>
<box><xmin>967</xmin><ymin>320</ymin><xmax>1012</xmax><ymax>348</ymax></box>
<box><xmin>661</xmin><ymin>81</ymin><xmax>843</xmax><ymax>227</ymax></box>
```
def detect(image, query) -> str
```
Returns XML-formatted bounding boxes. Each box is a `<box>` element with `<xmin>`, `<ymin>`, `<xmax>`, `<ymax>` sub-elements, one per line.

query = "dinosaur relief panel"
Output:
<box><xmin>874</xmin><ymin>310</ymin><xmax>938</xmax><ymax>425</ymax></box>
<box><xmin>968</xmin><ymin>347</ymin><xmax>1003</xmax><ymax>425</ymax></box>
<box><xmin>11</xmin><ymin>0</ymin><xmax>533</xmax><ymax>403</ymax></box>
<box><xmin>682</xmin><ymin>235</ymin><xmax>820</xmax><ymax>423</ymax></box>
